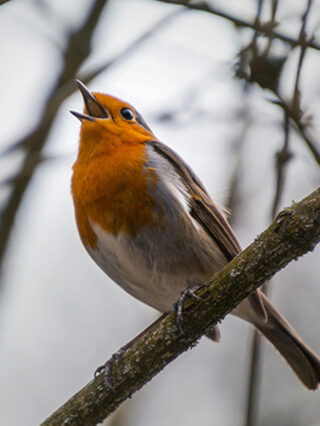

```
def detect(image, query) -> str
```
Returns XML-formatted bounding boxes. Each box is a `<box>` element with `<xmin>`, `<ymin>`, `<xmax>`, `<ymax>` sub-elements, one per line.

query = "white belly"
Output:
<box><xmin>87</xmin><ymin>217</ymin><xmax>227</xmax><ymax>313</ymax></box>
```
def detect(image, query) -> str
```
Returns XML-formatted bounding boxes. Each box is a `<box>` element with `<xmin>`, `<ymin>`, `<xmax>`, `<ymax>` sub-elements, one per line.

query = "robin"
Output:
<box><xmin>71</xmin><ymin>80</ymin><xmax>320</xmax><ymax>390</ymax></box>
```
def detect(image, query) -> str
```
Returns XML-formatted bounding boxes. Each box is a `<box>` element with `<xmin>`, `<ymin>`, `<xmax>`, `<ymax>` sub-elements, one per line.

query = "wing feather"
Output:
<box><xmin>147</xmin><ymin>140</ymin><xmax>241</xmax><ymax>260</ymax></box>
<box><xmin>147</xmin><ymin>140</ymin><xmax>267</xmax><ymax>321</ymax></box>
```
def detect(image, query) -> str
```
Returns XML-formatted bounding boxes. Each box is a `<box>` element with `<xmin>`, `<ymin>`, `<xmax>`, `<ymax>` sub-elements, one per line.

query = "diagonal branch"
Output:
<box><xmin>41</xmin><ymin>187</ymin><xmax>320</xmax><ymax>426</ymax></box>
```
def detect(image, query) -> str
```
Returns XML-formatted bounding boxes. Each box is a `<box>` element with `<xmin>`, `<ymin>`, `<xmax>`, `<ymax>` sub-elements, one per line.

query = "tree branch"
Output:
<box><xmin>0</xmin><ymin>0</ymin><xmax>110</xmax><ymax>282</ymax></box>
<box><xmin>272</xmin><ymin>95</ymin><xmax>320</xmax><ymax>166</ymax></box>
<box><xmin>41</xmin><ymin>187</ymin><xmax>320</xmax><ymax>426</ymax></box>
<box><xmin>153</xmin><ymin>0</ymin><xmax>320</xmax><ymax>52</ymax></box>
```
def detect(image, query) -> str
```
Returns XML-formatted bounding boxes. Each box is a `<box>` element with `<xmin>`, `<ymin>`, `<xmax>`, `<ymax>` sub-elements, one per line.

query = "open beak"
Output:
<box><xmin>70</xmin><ymin>80</ymin><xmax>108</xmax><ymax>122</ymax></box>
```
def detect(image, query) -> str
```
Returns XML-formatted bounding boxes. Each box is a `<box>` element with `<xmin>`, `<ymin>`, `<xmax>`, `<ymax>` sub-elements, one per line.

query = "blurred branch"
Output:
<box><xmin>226</xmin><ymin>0</ymin><xmax>264</xmax><ymax>222</ymax></box>
<box><xmin>41</xmin><ymin>188</ymin><xmax>320</xmax><ymax>426</ymax></box>
<box><xmin>273</xmin><ymin>95</ymin><xmax>320</xmax><ymax>166</ymax></box>
<box><xmin>271</xmin><ymin>0</ymin><xmax>310</xmax><ymax>213</ymax></box>
<box><xmin>245</xmin><ymin>110</ymin><xmax>292</xmax><ymax>426</ymax></box>
<box><xmin>237</xmin><ymin>3</ymin><xmax>268</xmax><ymax>424</ymax></box>
<box><xmin>0</xmin><ymin>0</ymin><xmax>109</xmax><ymax>280</ymax></box>
<box><xmin>235</xmin><ymin>9</ymin><xmax>319</xmax><ymax>166</ymax></box>
<box><xmin>0</xmin><ymin>7</ymin><xmax>180</xmax><ymax>283</ymax></box>
<box><xmin>273</xmin><ymin>0</ymin><xmax>320</xmax><ymax>166</ymax></box>
<box><xmin>153</xmin><ymin>0</ymin><xmax>320</xmax><ymax>52</ymax></box>
<box><xmin>271</xmin><ymin>113</ymin><xmax>292</xmax><ymax>220</ymax></box>
<box><xmin>225</xmin><ymin>102</ymin><xmax>251</xmax><ymax>221</ymax></box>
<box><xmin>251</xmin><ymin>0</ymin><xmax>264</xmax><ymax>55</ymax></box>
<box><xmin>245</xmin><ymin>3</ymin><xmax>313</xmax><ymax>425</ymax></box>
<box><xmin>292</xmin><ymin>0</ymin><xmax>313</xmax><ymax>113</ymax></box>
<box><xmin>265</xmin><ymin>0</ymin><xmax>279</xmax><ymax>54</ymax></box>
<box><xmin>79</xmin><ymin>9</ymin><xmax>183</xmax><ymax>84</ymax></box>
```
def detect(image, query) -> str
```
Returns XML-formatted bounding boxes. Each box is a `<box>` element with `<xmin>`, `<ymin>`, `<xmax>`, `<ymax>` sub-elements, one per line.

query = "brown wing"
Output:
<box><xmin>147</xmin><ymin>140</ymin><xmax>241</xmax><ymax>260</ymax></box>
<box><xmin>148</xmin><ymin>140</ymin><xmax>267</xmax><ymax>320</ymax></box>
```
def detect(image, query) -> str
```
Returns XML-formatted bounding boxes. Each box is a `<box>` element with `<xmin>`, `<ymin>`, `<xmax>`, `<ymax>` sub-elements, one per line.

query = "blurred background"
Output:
<box><xmin>0</xmin><ymin>0</ymin><xmax>320</xmax><ymax>425</ymax></box>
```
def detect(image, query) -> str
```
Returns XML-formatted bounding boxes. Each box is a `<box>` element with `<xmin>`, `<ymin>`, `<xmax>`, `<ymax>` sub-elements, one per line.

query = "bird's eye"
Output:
<box><xmin>120</xmin><ymin>108</ymin><xmax>135</xmax><ymax>121</ymax></box>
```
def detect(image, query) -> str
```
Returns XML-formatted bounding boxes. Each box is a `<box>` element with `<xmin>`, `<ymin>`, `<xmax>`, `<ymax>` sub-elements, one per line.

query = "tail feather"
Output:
<box><xmin>252</xmin><ymin>292</ymin><xmax>320</xmax><ymax>390</ymax></box>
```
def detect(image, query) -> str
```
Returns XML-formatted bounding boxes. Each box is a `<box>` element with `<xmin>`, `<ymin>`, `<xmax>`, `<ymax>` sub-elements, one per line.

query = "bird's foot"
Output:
<box><xmin>174</xmin><ymin>284</ymin><xmax>203</xmax><ymax>332</ymax></box>
<box><xmin>94</xmin><ymin>346</ymin><xmax>128</xmax><ymax>392</ymax></box>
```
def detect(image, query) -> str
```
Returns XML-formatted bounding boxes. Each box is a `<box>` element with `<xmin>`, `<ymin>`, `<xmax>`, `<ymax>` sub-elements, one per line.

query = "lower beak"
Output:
<box><xmin>70</xmin><ymin>110</ymin><xmax>95</xmax><ymax>122</ymax></box>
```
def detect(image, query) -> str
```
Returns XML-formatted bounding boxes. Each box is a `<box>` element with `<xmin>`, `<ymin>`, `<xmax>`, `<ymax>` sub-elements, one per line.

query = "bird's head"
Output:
<box><xmin>71</xmin><ymin>80</ymin><xmax>155</xmax><ymax>158</ymax></box>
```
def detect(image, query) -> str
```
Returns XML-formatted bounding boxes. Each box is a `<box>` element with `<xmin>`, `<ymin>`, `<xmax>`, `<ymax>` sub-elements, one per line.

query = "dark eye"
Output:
<box><xmin>120</xmin><ymin>108</ymin><xmax>135</xmax><ymax>121</ymax></box>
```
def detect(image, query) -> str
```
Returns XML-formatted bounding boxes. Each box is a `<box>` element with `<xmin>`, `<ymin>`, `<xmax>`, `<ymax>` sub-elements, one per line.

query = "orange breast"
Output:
<box><xmin>72</xmin><ymin>142</ymin><xmax>159</xmax><ymax>249</ymax></box>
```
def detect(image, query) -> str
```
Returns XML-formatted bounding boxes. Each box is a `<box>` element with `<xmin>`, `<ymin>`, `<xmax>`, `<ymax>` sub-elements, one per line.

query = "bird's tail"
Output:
<box><xmin>238</xmin><ymin>291</ymin><xmax>320</xmax><ymax>390</ymax></box>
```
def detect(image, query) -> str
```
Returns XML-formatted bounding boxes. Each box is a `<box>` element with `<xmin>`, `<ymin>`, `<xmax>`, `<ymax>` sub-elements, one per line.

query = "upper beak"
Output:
<box><xmin>70</xmin><ymin>80</ymin><xmax>108</xmax><ymax>122</ymax></box>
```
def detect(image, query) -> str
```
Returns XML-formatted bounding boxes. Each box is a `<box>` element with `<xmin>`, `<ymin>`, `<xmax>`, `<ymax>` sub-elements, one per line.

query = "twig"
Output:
<box><xmin>153</xmin><ymin>0</ymin><xmax>320</xmax><ymax>52</ymax></box>
<box><xmin>272</xmin><ymin>95</ymin><xmax>320</xmax><ymax>166</ymax></box>
<box><xmin>270</xmin><ymin>0</ymin><xmax>311</xmax><ymax>214</ymax></box>
<box><xmin>41</xmin><ymin>187</ymin><xmax>320</xmax><ymax>426</ymax></box>
<box><xmin>265</xmin><ymin>0</ymin><xmax>279</xmax><ymax>54</ymax></box>
<box><xmin>225</xmin><ymin>106</ymin><xmax>251</xmax><ymax>221</ymax></box>
<box><xmin>251</xmin><ymin>0</ymin><xmax>264</xmax><ymax>55</ymax></box>
<box><xmin>245</xmin><ymin>4</ymin><xmax>313</xmax><ymax>425</ymax></box>
<box><xmin>243</xmin><ymin>2</ymin><xmax>267</xmax><ymax>423</ymax></box>
<box><xmin>292</xmin><ymin>0</ymin><xmax>313</xmax><ymax>112</ymax></box>
<box><xmin>272</xmin><ymin>113</ymin><xmax>292</xmax><ymax>218</ymax></box>
<box><xmin>245</xmin><ymin>330</ymin><xmax>262</xmax><ymax>426</ymax></box>
<box><xmin>280</xmin><ymin>0</ymin><xmax>317</xmax><ymax>165</ymax></box>
<box><xmin>245</xmin><ymin>111</ymin><xmax>292</xmax><ymax>426</ymax></box>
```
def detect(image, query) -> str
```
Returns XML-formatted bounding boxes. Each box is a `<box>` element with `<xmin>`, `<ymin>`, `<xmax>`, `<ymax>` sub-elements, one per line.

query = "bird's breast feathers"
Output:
<box><xmin>74</xmin><ymin>142</ymin><xmax>227</xmax><ymax>312</ymax></box>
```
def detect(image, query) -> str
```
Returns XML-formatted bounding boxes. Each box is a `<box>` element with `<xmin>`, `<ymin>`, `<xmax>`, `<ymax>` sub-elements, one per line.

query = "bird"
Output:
<box><xmin>71</xmin><ymin>80</ymin><xmax>320</xmax><ymax>390</ymax></box>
